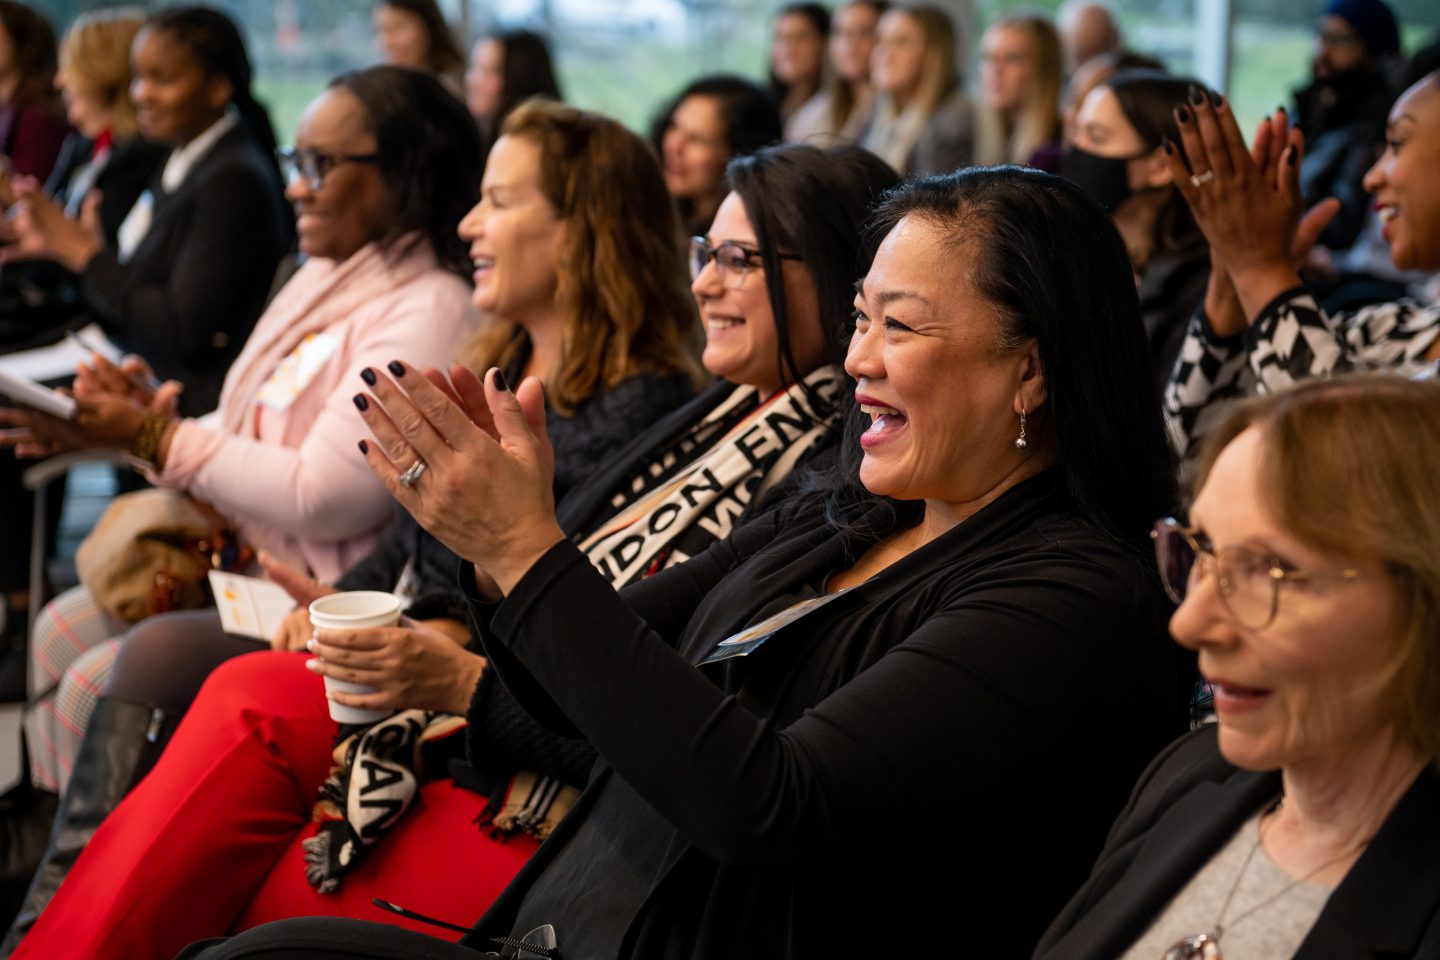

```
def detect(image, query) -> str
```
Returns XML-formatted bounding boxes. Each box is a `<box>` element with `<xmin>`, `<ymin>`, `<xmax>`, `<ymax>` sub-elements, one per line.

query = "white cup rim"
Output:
<box><xmin>309</xmin><ymin>590</ymin><xmax>402</xmax><ymax>622</ymax></box>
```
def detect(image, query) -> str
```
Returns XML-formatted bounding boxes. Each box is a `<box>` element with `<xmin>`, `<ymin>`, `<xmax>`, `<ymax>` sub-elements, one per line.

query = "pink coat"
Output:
<box><xmin>153</xmin><ymin>241</ymin><xmax>479</xmax><ymax>581</ymax></box>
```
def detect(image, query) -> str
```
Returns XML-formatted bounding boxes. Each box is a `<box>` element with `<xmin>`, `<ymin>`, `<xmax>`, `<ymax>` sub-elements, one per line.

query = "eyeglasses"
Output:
<box><xmin>1151</xmin><ymin>517</ymin><xmax>1361</xmax><ymax>630</ymax></box>
<box><xmin>689</xmin><ymin>237</ymin><xmax>801</xmax><ymax>290</ymax></box>
<box><xmin>276</xmin><ymin>146</ymin><xmax>380</xmax><ymax>192</ymax></box>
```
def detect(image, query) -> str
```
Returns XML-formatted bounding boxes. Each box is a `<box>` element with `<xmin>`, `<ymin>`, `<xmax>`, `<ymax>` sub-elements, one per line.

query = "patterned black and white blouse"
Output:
<box><xmin>1164</xmin><ymin>287</ymin><xmax>1440</xmax><ymax>457</ymax></box>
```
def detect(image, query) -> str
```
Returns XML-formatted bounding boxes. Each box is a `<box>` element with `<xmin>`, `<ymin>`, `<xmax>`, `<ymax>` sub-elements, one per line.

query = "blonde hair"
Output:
<box><xmin>459</xmin><ymin>100</ymin><xmax>705</xmax><ymax>414</ymax></box>
<box><xmin>58</xmin><ymin>8</ymin><xmax>146</xmax><ymax>140</ymax></box>
<box><xmin>975</xmin><ymin>13</ymin><xmax>1063</xmax><ymax>166</ymax></box>
<box><xmin>1193</xmin><ymin>374</ymin><xmax>1440</xmax><ymax>765</ymax></box>
<box><xmin>884</xmin><ymin>5</ymin><xmax>958</xmax><ymax>117</ymax></box>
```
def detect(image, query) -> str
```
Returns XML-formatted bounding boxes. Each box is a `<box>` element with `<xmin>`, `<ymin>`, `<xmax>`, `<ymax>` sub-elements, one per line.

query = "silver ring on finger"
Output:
<box><xmin>1189</xmin><ymin>169</ymin><xmax>1215</xmax><ymax>187</ymax></box>
<box><xmin>398</xmin><ymin>458</ymin><xmax>428</xmax><ymax>488</ymax></box>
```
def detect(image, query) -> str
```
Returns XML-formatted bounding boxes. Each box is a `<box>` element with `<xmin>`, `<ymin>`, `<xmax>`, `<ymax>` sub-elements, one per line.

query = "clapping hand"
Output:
<box><xmin>1167</xmin><ymin>89</ymin><xmax>1341</xmax><ymax>333</ymax></box>
<box><xmin>0</xmin><ymin>179</ymin><xmax>103</xmax><ymax>272</ymax></box>
<box><xmin>351</xmin><ymin>361</ymin><xmax>564</xmax><ymax>598</ymax></box>
<box><xmin>74</xmin><ymin>352</ymin><xmax>183</xmax><ymax>415</ymax></box>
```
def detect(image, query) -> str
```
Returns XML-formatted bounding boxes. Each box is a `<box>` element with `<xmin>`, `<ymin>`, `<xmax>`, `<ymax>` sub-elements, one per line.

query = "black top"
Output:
<box><xmin>339</xmin><ymin>369</ymin><xmax>699</xmax><ymax>789</ymax></box>
<box><xmin>1036</xmin><ymin>725</ymin><xmax>1440</xmax><ymax>959</ymax></box>
<box><xmin>1138</xmin><ymin>230</ymin><xmax>1209</xmax><ymax>396</ymax></box>
<box><xmin>79</xmin><ymin>125</ymin><xmax>293</xmax><ymax>416</ymax></box>
<box><xmin>462</xmin><ymin>471</ymin><xmax>1186</xmax><ymax>959</ymax></box>
<box><xmin>0</xmin><ymin>135</ymin><xmax>168</xmax><ymax>352</ymax></box>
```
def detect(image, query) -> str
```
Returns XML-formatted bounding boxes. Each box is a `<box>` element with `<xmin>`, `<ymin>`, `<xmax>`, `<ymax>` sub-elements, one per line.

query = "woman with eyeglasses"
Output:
<box><xmin>0</xmin><ymin>65</ymin><xmax>484</xmax><ymax>945</ymax></box>
<box><xmin>0</xmin><ymin>136</ymin><xmax>873</xmax><ymax>960</ymax></box>
<box><xmin>181</xmin><ymin>165</ymin><xmax>1187</xmax><ymax>960</ymax></box>
<box><xmin>1036</xmin><ymin>374</ymin><xmax>1440</xmax><ymax>959</ymax></box>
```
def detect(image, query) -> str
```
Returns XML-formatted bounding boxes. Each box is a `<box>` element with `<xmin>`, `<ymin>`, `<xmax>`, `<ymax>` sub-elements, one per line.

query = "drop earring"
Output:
<box><xmin>1014</xmin><ymin>405</ymin><xmax>1028</xmax><ymax>450</ymax></box>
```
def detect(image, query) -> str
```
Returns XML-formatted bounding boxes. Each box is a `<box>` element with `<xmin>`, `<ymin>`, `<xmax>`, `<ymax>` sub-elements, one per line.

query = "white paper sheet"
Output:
<box><xmin>209</xmin><ymin>570</ymin><xmax>298</xmax><ymax>642</ymax></box>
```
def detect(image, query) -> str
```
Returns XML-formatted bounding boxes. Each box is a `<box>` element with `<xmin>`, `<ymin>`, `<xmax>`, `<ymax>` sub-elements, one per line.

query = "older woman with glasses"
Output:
<box><xmin>1037</xmin><ymin>374</ymin><xmax>1440</xmax><ymax>959</ymax></box>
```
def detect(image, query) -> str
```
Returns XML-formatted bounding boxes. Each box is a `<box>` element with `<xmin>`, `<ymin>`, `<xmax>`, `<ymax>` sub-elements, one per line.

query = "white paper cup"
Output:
<box><xmin>310</xmin><ymin>591</ymin><xmax>402</xmax><ymax>724</ymax></box>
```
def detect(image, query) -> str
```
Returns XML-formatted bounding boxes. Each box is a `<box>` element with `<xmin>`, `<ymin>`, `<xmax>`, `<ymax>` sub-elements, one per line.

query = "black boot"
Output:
<box><xmin>0</xmin><ymin>697</ymin><xmax>176</xmax><ymax>955</ymax></box>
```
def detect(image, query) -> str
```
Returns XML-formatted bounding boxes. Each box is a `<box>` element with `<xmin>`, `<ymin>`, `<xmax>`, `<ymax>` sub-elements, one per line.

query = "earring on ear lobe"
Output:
<box><xmin>1014</xmin><ymin>405</ymin><xmax>1028</xmax><ymax>450</ymax></box>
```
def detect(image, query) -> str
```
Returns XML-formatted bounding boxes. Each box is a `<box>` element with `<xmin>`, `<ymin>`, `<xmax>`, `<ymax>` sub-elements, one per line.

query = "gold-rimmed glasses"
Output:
<box><xmin>1150</xmin><ymin>517</ymin><xmax>1362</xmax><ymax>629</ymax></box>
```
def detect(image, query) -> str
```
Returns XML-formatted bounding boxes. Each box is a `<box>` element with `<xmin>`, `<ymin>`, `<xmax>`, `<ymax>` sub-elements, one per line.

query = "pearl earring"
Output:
<box><xmin>1014</xmin><ymin>406</ymin><xmax>1028</xmax><ymax>450</ymax></box>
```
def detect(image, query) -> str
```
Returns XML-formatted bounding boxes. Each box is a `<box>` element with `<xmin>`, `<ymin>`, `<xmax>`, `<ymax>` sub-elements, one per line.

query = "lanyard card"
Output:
<box><xmin>699</xmin><ymin>588</ymin><xmax>851</xmax><ymax>665</ymax></box>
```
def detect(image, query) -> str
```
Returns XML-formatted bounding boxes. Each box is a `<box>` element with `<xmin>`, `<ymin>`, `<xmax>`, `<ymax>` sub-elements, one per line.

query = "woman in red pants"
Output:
<box><xmin>10</xmin><ymin>139</ymin><xmax>896</xmax><ymax>960</ymax></box>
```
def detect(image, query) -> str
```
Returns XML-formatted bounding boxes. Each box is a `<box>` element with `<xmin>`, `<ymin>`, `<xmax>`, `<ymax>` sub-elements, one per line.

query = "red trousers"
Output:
<box><xmin>14</xmin><ymin>651</ymin><xmax>538</xmax><ymax>960</ymax></box>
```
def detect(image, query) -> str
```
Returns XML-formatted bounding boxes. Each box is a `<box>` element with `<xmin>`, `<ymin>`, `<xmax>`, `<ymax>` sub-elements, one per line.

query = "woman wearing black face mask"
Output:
<box><xmin>1063</xmin><ymin>70</ymin><xmax>1210</xmax><ymax>391</ymax></box>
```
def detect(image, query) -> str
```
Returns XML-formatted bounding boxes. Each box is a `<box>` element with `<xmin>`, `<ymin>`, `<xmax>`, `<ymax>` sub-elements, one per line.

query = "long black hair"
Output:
<box><xmin>725</xmin><ymin>144</ymin><xmax>898</xmax><ymax>397</ymax></box>
<box><xmin>144</xmin><ymin>6</ymin><xmax>278</xmax><ymax>167</ymax></box>
<box><xmin>829</xmin><ymin>165</ymin><xmax>1177</xmax><ymax>543</ymax></box>
<box><xmin>329</xmin><ymin>66</ymin><xmax>481</xmax><ymax>277</ymax></box>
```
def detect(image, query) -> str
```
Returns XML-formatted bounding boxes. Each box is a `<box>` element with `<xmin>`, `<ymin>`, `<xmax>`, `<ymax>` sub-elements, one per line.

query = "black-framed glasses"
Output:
<box><xmin>689</xmin><ymin>237</ymin><xmax>801</xmax><ymax>290</ymax></box>
<box><xmin>1150</xmin><ymin>517</ymin><xmax>1362</xmax><ymax>630</ymax></box>
<box><xmin>276</xmin><ymin>146</ymin><xmax>380</xmax><ymax>192</ymax></box>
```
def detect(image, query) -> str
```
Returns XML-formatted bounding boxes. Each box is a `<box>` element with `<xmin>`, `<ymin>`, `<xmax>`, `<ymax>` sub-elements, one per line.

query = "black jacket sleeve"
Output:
<box><xmin>80</xmin><ymin>142</ymin><xmax>288</xmax><ymax>389</ymax></box>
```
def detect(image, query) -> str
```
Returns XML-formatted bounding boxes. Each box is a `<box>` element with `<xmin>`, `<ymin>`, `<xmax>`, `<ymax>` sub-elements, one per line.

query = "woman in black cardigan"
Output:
<box><xmin>195</xmin><ymin>166</ymin><xmax>1188</xmax><ymax>959</ymax></box>
<box><xmin>3</xmin><ymin>5</ymin><xmax>290</xmax><ymax>418</ymax></box>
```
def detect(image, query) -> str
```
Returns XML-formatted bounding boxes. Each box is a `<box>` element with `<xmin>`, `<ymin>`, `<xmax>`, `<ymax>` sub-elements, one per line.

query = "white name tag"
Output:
<box><xmin>256</xmin><ymin>333</ymin><xmax>341</xmax><ymax>411</ymax></box>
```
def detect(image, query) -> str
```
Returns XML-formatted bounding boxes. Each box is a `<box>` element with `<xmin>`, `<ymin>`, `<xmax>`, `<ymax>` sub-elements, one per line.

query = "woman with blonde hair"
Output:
<box><xmin>976</xmin><ymin>11</ymin><xmax>1064</xmax><ymax>171</ymax></box>
<box><xmin>1038</xmin><ymin>374</ymin><xmax>1440</xmax><ymax>957</ymax></box>
<box><xmin>860</xmin><ymin>3</ymin><xmax>974</xmax><ymax>175</ymax></box>
<box><xmin>786</xmin><ymin>0</ymin><xmax>889</xmax><ymax>146</ymax></box>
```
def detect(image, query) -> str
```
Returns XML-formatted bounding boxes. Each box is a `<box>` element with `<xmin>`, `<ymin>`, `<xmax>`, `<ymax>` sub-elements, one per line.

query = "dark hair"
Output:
<box><xmin>474</xmin><ymin>29</ymin><xmax>563</xmax><ymax>156</ymax></box>
<box><xmin>0</xmin><ymin>1</ymin><xmax>58</xmax><ymax>104</ymax></box>
<box><xmin>830</xmin><ymin>165</ymin><xmax>1176</xmax><ymax>542</ymax></box>
<box><xmin>328</xmin><ymin>66</ymin><xmax>481</xmax><ymax>276</ymax></box>
<box><xmin>144</xmin><ymin>7</ymin><xmax>279</xmax><ymax>163</ymax></box>
<box><xmin>376</xmin><ymin>0</ymin><xmax>465</xmax><ymax>77</ymax></box>
<box><xmin>1104</xmin><ymin>69</ymin><xmax>1211</xmax><ymax>256</ymax></box>
<box><xmin>650</xmin><ymin>75</ymin><xmax>783</xmax><ymax>160</ymax></box>
<box><xmin>649</xmin><ymin>75</ymin><xmax>782</xmax><ymax>231</ymax></box>
<box><xmin>727</xmin><ymin>144</ymin><xmax>899</xmax><ymax>395</ymax></box>
<box><xmin>768</xmin><ymin>3</ymin><xmax>831</xmax><ymax>102</ymax></box>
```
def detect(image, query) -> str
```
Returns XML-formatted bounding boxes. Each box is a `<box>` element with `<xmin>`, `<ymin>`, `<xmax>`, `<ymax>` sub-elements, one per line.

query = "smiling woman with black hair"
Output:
<box><xmin>191</xmin><ymin>165</ymin><xmax>1189</xmax><ymax>960</ymax></box>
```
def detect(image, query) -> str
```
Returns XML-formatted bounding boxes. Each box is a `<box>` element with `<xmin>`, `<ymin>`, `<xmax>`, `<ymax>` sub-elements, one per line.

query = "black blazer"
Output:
<box><xmin>462</xmin><ymin>472</ymin><xmax>1185</xmax><ymax>959</ymax></box>
<box><xmin>1035</xmin><ymin>725</ymin><xmax>1440</xmax><ymax>959</ymax></box>
<box><xmin>78</xmin><ymin>125</ymin><xmax>291</xmax><ymax>416</ymax></box>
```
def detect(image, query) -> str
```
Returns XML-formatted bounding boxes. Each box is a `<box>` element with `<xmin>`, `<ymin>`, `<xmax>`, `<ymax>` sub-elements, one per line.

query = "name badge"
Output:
<box><xmin>256</xmin><ymin>333</ymin><xmax>341</xmax><ymax>411</ymax></box>
<box><xmin>699</xmin><ymin>588</ymin><xmax>851</xmax><ymax>665</ymax></box>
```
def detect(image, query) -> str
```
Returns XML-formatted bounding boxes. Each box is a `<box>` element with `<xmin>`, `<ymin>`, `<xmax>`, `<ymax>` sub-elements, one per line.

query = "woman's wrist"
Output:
<box><xmin>489</xmin><ymin>524</ymin><xmax>568</xmax><ymax>598</ymax></box>
<box><xmin>446</xmin><ymin>650</ymin><xmax>487</xmax><ymax>715</ymax></box>
<box><xmin>130</xmin><ymin>413</ymin><xmax>178</xmax><ymax>467</ymax></box>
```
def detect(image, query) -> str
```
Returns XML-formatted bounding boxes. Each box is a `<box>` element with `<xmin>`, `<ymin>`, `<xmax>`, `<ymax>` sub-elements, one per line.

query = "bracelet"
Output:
<box><xmin>130</xmin><ymin>413</ymin><xmax>172</xmax><ymax>465</ymax></box>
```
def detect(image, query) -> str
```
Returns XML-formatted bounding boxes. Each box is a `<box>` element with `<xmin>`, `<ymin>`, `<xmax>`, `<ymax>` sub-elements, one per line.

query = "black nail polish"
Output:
<box><xmin>1176</xmin><ymin>104</ymin><xmax>1191</xmax><ymax>124</ymax></box>
<box><xmin>360</xmin><ymin>367</ymin><xmax>377</xmax><ymax>386</ymax></box>
<box><xmin>358</xmin><ymin>439</ymin><xmax>368</xmax><ymax>454</ymax></box>
<box><xmin>1162</xmin><ymin>136</ymin><xmax>1175</xmax><ymax>155</ymax></box>
<box><xmin>1209</xmin><ymin>90</ymin><xmax>1224</xmax><ymax>108</ymax></box>
<box><xmin>1287</xmin><ymin>146</ymin><xmax>1297</xmax><ymax>166</ymax></box>
<box><xmin>1188</xmin><ymin>84</ymin><xmax>1204</xmax><ymax>106</ymax></box>
<box><xmin>492</xmin><ymin>368</ymin><xmax>508</xmax><ymax>392</ymax></box>
<box><xmin>352</xmin><ymin>394</ymin><xmax>368</xmax><ymax>412</ymax></box>
<box><xmin>387</xmin><ymin>360</ymin><xmax>406</xmax><ymax>377</ymax></box>
<box><xmin>1276</xmin><ymin>104</ymin><xmax>1287</xmax><ymax>115</ymax></box>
